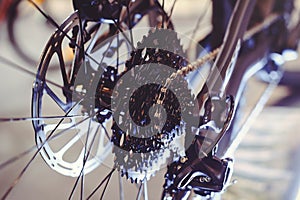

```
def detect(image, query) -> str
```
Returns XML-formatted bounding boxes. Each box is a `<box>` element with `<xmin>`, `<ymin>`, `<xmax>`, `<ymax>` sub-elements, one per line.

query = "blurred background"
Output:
<box><xmin>0</xmin><ymin>0</ymin><xmax>300</xmax><ymax>199</ymax></box>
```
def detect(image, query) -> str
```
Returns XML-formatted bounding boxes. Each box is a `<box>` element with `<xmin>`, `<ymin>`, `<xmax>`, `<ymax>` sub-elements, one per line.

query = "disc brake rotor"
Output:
<box><xmin>32</xmin><ymin>12</ymin><xmax>114</xmax><ymax>177</ymax></box>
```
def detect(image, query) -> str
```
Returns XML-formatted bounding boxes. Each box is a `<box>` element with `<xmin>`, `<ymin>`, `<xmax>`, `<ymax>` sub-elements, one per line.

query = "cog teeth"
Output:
<box><xmin>112</xmin><ymin>28</ymin><xmax>198</xmax><ymax>183</ymax></box>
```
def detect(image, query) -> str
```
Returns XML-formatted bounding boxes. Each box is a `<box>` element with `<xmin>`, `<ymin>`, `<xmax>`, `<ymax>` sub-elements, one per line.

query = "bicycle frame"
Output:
<box><xmin>162</xmin><ymin>0</ymin><xmax>297</xmax><ymax>197</ymax></box>
<box><xmin>215</xmin><ymin>0</ymin><xmax>294</xmax><ymax>158</ymax></box>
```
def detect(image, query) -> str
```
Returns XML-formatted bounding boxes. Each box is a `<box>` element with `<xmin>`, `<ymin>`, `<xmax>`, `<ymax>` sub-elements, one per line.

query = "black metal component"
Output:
<box><xmin>162</xmin><ymin>151</ymin><xmax>233</xmax><ymax>198</ymax></box>
<box><xmin>73</xmin><ymin>0</ymin><xmax>127</xmax><ymax>21</ymax></box>
<box><xmin>177</xmin><ymin>156</ymin><xmax>232</xmax><ymax>192</ymax></box>
<box><xmin>162</xmin><ymin>95</ymin><xmax>235</xmax><ymax>199</ymax></box>
<box><xmin>198</xmin><ymin>0</ymin><xmax>235</xmax><ymax>53</ymax></box>
<box><xmin>109</xmin><ymin>29</ymin><xmax>188</xmax><ymax>154</ymax></box>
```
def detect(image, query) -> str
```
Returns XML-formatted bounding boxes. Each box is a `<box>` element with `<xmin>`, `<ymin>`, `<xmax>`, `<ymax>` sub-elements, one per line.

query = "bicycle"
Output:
<box><xmin>0</xmin><ymin>0</ymin><xmax>299</xmax><ymax>199</ymax></box>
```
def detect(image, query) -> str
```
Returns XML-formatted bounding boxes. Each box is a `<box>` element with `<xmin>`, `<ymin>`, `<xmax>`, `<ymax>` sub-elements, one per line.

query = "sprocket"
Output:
<box><xmin>102</xmin><ymin>29</ymin><xmax>199</xmax><ymax>182</ymax></box>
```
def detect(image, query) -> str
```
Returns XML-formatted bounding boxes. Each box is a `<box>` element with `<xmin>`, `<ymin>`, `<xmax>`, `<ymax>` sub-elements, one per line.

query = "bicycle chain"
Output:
<box><xmin>157</xmin><ymin>47</ymin><xmax>220</xmax><ymax>104</ymax></box>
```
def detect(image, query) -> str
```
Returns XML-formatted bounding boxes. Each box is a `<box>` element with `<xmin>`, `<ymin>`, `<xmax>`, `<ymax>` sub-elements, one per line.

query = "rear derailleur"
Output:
<box><xmin>162</xmin><ymin>96</ymin><xmax>235</xmax><ymax>199</ymax></box>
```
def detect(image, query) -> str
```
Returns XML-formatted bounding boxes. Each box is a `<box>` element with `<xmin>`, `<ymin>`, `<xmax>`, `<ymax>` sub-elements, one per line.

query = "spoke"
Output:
<box><xmin>0</xmin><ymin>56</ymin><xmax>36</xmax><ymax>79</ymax></box>
<box><xmin>112</xmin><ymin>19</ymin><xmax>135</xmax><ymax>50</ymax></box>
<box><xmin>2</xmin><ymin>57</ymin><xmax>84</xmax><ymax>108</ymax></box>
<box><xmin>0</xmin><ymin>55</ymin><xmax>62</xmax><ymax>90</ymax></box>
<box><xmin>80</xmin><ymin>173</ymin><xmax>85</xmax><ymax>200</ymax></box>
<box><xmin>86</xmin><ymin>23</ymin><xmax>103</xmax><ymax>53</ymax></box>
<box><xmin>136</xmin><ymin>177</ymin><xmax>149</xmax><ymax>200</ymax></box>
<box><xmin>86</xmin><ymin>168</ymin><xmax>116</xmax><ymax>200</ymax></box>
<box><xmin>0</xmin><ymin>146</ymin><xmax>37</xmax><ymax>170</ymax></box>
<box><xmin>26</xmin><ymin>0</ymin><xmax>102</xmax><ymax>67</ymax></box>
<box><xmin>126</xmin><ymin>5</ymin><xmax>135</xmax><ymax>48</ymax></box>
<box><xmin>80</xmin><ymin>118</ymin><xmax>93</xmax><ymax>200</ymax></box>
<box><xmin>119</xmin><ymin>172</ymin><xmax>124</xmax><ymax>200</ymax></box>
<box><xmin>97</xmin><ymin>36</ymin><xmax>115</xmax><ymax>70</ymax></box>
<box><xmin>0</xmin><ymin>114</ymin><xmax>92</xmax><ymax>171</ymax></box>
<box><xmin>143</xmin><ymin>179</ymin><xmax>149</xmax><ymax>200</ymax></box>
<box><xmin>116</xmin><ymin>32</ymin><xmax>120</xmax><ymax>68</ymax></box>
<box><xmin>188</xmin><ymin>0</ymin><xmax>210</xmax><ymax>46</ymax></box>
<box><xmin>1</xmin><ymin>101</ymin><xmax>86</xmax><ymax>199</ymax></box>
<box><xmin>99</xmin><ymin>169</ymin><xmax>113</xmax><ymax>200</ymax></box>
<box><xmin>68</xmin><ymin>168</ymin><xmax>83</xmax><ymax>200</ymax></box>
<box><xmin>100</xmin><ymin>123</ymin><xmax>111</xmax><ymax>141</ymax></box>
<box><xmin>161</xmin><ymin>0</ymin><xmax>165</xmax><ymax>28</ymax></box>
<box><xmin>0</xmin><ymin>55</ymin><xmax>84</xmax><ymax>99</ymax></box>
<box><xmin>167</xmin><ymin>0</ymin><xmax>177</xmax><ymax>20</ymax></box>
<box><xmin>79</xmin><ymin>17</ymin><xmax>86</xmax><ymax>62</ymax></box>
<box><xmin>0</xmin><ymin>115</ymin><xmax>80</xmax><ymax>122</ymax></box>
<box><xmin>83</xmin><ymin>118</ymin><xmax>93</xmax><ymax>160</ymax></box>
<box><xmin>68</xmin><ymin>118</ymin><xmax>100</xmax><ymax>200</ymax></box>
<box><xmin>136</xmin><ymin>182</ymin><xmax>143</xmax><ymax>200</ymax></box>
<box><xmin>26</xmin><ymin>0</ymin><xmax>60</xmax><ymax>31</ymax></box>
<box><xmin>97</xmin><ymin>124</ymin><xmax>113</xmax><ymax>158</ymax></box>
